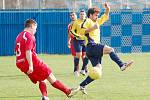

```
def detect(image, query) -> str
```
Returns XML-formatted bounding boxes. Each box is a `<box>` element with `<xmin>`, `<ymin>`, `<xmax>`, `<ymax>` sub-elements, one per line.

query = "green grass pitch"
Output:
<box><xmin>0</xmin><ymin>53</ymin><xmax>150</xmax><ymax>100</ymax></box>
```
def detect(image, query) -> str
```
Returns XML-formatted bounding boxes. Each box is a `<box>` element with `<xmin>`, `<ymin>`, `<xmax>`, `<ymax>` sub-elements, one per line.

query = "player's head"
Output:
<box><xmin>87</xmin><ymin>7</ymin><xmax>100</xmax><ymax>22</ymax></box>
<box><xmin>69</xmin><ymin>11</ymin><xmax>77</xmax><ymax>21</ymax></box>
<box><xmin>24</xmin><ymin>19</ymin><xmax>37</xmax><ymax>35</ymax></box>
<box><xmin>79</xmin><ymin>9</ymin><xmax>86</xmax><ymax>20</ymax></box>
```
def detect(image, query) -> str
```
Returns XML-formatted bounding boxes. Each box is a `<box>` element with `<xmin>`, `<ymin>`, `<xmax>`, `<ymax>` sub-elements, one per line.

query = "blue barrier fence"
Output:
<box><xmin>0</xmin><ymin>9</ymin><xmax>149</xmax><ymax>56</ymax></box>
<box><xmin>101</xmin><ymin>9</ymin><xmax>150</xmax><ymax>53</ymax></box>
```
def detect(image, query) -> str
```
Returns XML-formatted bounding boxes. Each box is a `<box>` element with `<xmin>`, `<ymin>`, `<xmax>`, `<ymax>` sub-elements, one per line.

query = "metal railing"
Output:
<box><xmin>0</xmin><ymin>0</ymin><xmax>149</xmax><ymax>10</ymax></box>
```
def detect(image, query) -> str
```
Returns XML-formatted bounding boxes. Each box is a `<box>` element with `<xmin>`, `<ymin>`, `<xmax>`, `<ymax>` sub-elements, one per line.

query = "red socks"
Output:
<box><xmin>39</xmin><ymin>80</ymin><xmax>71</xmax><ymax>96</ymax></box>
<box><xmin>52</xmin><ymin>80</ymin><xmax>71</xmax><ymax>95</ymax></box>
<box><xmin>39</xmin><ymin>81</ymin><xmax>47</xmax><ymax>97</ymax></box>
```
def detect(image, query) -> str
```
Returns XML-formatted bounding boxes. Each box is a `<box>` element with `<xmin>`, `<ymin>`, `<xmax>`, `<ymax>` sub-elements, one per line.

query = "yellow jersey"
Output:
<box><xmin>70</xmin><ymin>18</ymin><xmax>87</xmax><ymax>40</ymax></box>
<box><xmin>78</xmin><ymin>14</ymin><xmax>109</xmax><ymax>45</ymax></box>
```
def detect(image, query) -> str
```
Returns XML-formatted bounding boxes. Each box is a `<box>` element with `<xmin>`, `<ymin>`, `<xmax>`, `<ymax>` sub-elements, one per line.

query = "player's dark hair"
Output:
<box><xmin>70</xmin><ymin>11</ymin><xmax>76</xmax><ymax>15</ymax></box>
<box><xmin>87</xmin><ymin>7</ymin><xmax>100</xmax><ymax>18</ymax></box>
<box><xmin>25</xmin><ymin>19</ymin><xmax>37</xmax><ymax>28</ymax></box>
<box><xmin>80</xmin><ymin>9</ymin><xmax>85</xmax><ymax>13</ymax></box>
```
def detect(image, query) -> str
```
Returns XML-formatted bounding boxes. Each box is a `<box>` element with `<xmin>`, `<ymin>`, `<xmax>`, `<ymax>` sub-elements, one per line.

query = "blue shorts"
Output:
<box><xmin>86</xmin><ymin>44</ymin><xmax>105</xmax><ymax>66</ymax></box>
<box><xmin>73</xmin><ymin>38</ymin><xmax>86</xmax><ymax>53</ymax></box>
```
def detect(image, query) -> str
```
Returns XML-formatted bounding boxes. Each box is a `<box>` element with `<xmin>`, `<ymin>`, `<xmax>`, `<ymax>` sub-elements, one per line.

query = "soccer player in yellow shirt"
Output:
<box><xmin>72</xmin><ymin>3</ymin><xmax>133</xmax><ymax>94</ymax></box>
<box><xmin>70</xmin><ymin>10</ymin><xmax>89</xmax><ymax>76</ymax></box>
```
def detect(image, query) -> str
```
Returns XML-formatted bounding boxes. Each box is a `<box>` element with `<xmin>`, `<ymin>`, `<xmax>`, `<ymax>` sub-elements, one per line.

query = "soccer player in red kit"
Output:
<box><xmin>68</xmin><ymin>12</ymin><xmax>77</xmax><ymax>56</ymax></box>
<box><xmin>15</xmin><ymin>19</ymin><xmax>76</xmax><ymax>100</ymax></box>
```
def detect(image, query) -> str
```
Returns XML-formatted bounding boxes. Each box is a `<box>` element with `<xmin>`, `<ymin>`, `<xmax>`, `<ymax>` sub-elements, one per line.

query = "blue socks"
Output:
<box><xmin>74</xmin><ymin>57</ymin><xmax>88</xmax><ymax>72</ymax></box>
<box><xmin>109</xmin><ymin>52</ymin><xmax>124</xmax><ymax>68</ymax></box>
<box><xmin>80</xmin><ymin>76</ymin><xmax>94</xmax><ymax>87</ymax></box>
<box><xmin>74</xmin><ymin>57</ymin><xmax>79</xmax><ymax>72</ymax></box>
<box><xmin>82</xmin><ymin>57</ymin><xmax>89</xmax><ymax>70</ymax></box>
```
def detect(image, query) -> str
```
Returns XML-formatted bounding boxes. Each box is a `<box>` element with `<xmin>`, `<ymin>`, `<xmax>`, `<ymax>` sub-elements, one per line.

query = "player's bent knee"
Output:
<box><xmin>76</xmin><ymin>52</ymin><xmax>82</xmax><ymax>58</ymax></box>
<box><xmin>111</xmin><ymin>48</ymin><xmax>114</xmax><ymax>52</ymax></box>
<box><xmin>104</xmin><ymin>45</ymin><xmax>114</xmax><ymax>54</ymax></box>
<box><xmin>40</xmin><ymin>79</ymin><xmax>47</xmax><ymax>83</ymax></box>
<box><xmin>107</xmin><ymin>47</ymin><xmax>114</xmax><ymax>53</ymax></box>
<box><xmin>47</xmin><ymin>73</ymin><xmax>57</xmax><ymax>84</ymax></box>
<box><xmin>88</xmin><ymin>64</ymin><xmax>102</xmax><ymax>80</ymax></box>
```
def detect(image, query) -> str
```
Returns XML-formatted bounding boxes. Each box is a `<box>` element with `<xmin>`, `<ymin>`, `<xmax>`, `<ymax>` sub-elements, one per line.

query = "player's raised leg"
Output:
<box><xmin>103</xmin><ymin>45</ymin><xmax>133</xmax><ymax>71</ymax></box>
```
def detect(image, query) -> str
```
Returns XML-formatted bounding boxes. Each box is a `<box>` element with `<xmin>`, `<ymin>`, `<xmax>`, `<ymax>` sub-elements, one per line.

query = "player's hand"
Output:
<box><xmin>104</xmin><ymin>2</ymin><xmax>110</xmax><ymax>16</ymax></box>
<box><xmin>27</xmin><ymin>66</ymin><xmax>33</xmax><ymax>75</ymax></box>
<box><xmin>103</xmin><ymin>2</ymin><xmax>110</xmax><ymax>10</ymax></box>
<box><xmin>68</xmin><ymin>42</ymin><xmax>71</xmax><ymax>48</ymax></box>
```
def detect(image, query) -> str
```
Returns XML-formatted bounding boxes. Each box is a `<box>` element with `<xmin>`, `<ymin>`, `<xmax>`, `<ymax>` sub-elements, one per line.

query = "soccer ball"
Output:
<box><xmin>88</xmin><ymin>66</ymin><xmax>102</xmax><ymax>80</ymax></box>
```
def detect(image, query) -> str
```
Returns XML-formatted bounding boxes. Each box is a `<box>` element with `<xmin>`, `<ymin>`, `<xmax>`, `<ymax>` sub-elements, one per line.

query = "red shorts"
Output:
<box><xmin>70</xmin><ymin>44</ymin><xmax>76</xmax><ymax>56</ymax></box>
<box><xmin>16</xmin><ymin>60</ymin><xmax>52</xmax><ymax>84</ymax></box>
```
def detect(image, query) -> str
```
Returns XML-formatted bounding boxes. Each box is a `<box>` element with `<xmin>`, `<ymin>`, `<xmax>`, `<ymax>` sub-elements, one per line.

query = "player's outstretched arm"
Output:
<box><xmin>97</xmin><ymin>3</ymin><xmax>110</xmax><ymax>26</ymax></box>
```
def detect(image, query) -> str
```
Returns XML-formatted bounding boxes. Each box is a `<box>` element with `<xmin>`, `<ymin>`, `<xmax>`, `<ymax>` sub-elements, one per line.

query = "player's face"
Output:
<box><xmin>90</xmin><ymin>12</ymin><xmax>99</xmax><ymax>22</ymax></box>
<box><xmin>31</xmin><ymin>24</ymin><xmax>37</xmax><ymax>35</ymax></box>
<box><xmin>70</xmin><ymin>13</ymin><xmax>77</xmax><ymax>21</ymax></box>
<box><xmin>80</xmin><ymin>12</ymin><xmax>86</xmax><ymax>20</ymax></box>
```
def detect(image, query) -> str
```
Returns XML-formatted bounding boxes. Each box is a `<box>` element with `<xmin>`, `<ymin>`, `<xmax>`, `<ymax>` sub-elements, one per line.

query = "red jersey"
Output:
<box><xmin>15</xmin><ymin>31</ymin><xmax>51</xmax><ymax>84</ymax></box>
<box><xmin>15</xmin><ymin>31</ymin><xmax>41</xmax><ymax>67</ymax></box>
